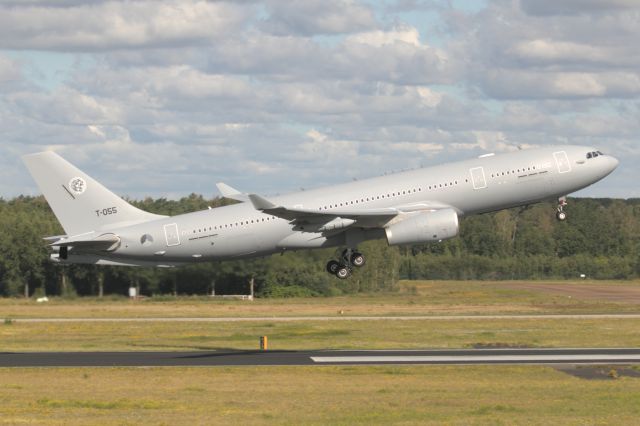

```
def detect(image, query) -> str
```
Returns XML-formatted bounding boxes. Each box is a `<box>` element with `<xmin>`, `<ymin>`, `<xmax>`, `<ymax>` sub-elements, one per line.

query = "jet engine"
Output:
<box><xmin>385</xmin><ymin>208</ymin><xmax>459</xmax><ymax>246</ymax></box>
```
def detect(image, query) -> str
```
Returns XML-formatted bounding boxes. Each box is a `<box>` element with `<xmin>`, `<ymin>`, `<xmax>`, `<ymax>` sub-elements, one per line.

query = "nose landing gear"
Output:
<box><xmin>326</xmin><ymin>248</ymin><xmax>366</xmax><ymax>279</ymax></box>
<box><xmin>556</xmin><ymin>196</ymin><xmax>568</xmax><ymax>221</ymax></box>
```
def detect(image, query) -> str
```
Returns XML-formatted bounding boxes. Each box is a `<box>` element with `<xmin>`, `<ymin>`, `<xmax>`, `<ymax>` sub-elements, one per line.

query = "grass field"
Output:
<box><xmin>2</xmin><ymin>280</ymin><xmax>640</xmax><ymax>319</ymax></box>
<box><xmin>3</xmin><ymin>280</ymin><xmax>640</xmax><ymax>424</ymax></box>
<box><xmin>3</xmin><ymin>317</ymin><xmax>640</xmax><ymax>351</ymax></box>
<box><xmin>2</xmin><ymin>365</ymin><xmax>640</xmax><ymax>425</ymax></box>
<box><xmin>2</xmin><ymin>280</ymin><xmax>640</xmax><ymax>351</ymax></box>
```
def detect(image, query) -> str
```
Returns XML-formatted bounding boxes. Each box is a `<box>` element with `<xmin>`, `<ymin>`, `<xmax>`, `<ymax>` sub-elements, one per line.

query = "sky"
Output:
<box><xmin>1</xmin><ymin>0</ymin><xmax>639</xmax><ymax>200</ymax></box>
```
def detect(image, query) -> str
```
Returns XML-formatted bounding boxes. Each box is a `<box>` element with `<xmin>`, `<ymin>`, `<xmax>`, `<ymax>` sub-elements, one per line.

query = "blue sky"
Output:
<box><xmin>0</xmin><ymin>0</ymin><xmax>638</xmax><ymax>199</ymax></box>
<box><xmin>4</xmin><ymin>51</ymin><xmax>79</xmax><ymax>91</ymax></box>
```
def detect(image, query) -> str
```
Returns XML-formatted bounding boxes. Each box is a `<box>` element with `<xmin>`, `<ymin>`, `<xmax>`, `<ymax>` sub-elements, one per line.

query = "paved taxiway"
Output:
<box><xmin>2</xmin><ymin>348</ymin><xmax>640</xmax><ymax>367</ymax></box>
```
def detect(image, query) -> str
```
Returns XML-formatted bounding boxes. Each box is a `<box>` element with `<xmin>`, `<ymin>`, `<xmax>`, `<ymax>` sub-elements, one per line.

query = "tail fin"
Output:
<box><xmin>22</xmin><ymin>151</ymin><xmax>165</xmax><ymax>236</ymax></box>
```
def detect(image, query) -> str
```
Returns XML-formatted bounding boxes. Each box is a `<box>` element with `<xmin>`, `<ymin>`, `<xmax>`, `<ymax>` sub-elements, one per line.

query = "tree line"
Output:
<box><xmin>0</xmin><ymin>195</ymin><xmax>638</xmax><ymax>298</ymax></box>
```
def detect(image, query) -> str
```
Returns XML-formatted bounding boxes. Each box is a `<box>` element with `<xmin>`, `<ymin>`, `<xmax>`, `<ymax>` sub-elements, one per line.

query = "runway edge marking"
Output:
<box><xmin>310</xmin><ymin>355</ymin><xmax>640</xmax><ymax>363</ymax></box>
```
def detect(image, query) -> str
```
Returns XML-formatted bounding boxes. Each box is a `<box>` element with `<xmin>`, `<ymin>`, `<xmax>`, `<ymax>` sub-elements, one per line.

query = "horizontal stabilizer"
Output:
<box><xmin>50</xmin><ymin>233</ymin><xmax>121</xmax><ymax>251</ymax></box>
<box><xmin>43</xmin><ymin>235</ymin><xmax>68</xmax><ymax>242</ymax></box>
<box><xmin>216</xmin><ymin>182</ymin><xmax>250</xmax><ymax>202</ymax></box>
<box><xmin>50</xmin><ymin>253</ymin><xmax>181</xmax><ymax>267</ymax></box>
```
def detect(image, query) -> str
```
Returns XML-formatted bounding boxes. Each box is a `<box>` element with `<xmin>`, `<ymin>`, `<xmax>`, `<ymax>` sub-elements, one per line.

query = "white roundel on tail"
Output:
<box><xmin>69</xmin><ymin>177</ymin><xmax>87</xmax><ymax>195</ymax></box>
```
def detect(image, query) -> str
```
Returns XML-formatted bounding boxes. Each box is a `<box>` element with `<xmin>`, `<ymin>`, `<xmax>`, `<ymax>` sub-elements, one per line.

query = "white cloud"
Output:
<box><xmin>511</xmin><ymin>39</ymin><xmax>611</xmax><ymax>65</ymax></box>
<box><xmin>470</xmin><ymin>131</ymin><xmax>529</xmax><ymax>152</ymax></box>
<box><xmin>346</xmin><ymin>26</ymin><xmax>421</xmax><ymax>47</ymax></box>
<box><xmin>9</xmin><ymin>87</ymin><xmax>123</xmax><ymax>124</ymax></box>
<box><xmin>300</xmin><ymin>129</ymin><xmax>359</xmax><ymax>160</ymax></box>
<box><xmin>388</xmin><ymin>142</ymin><xmax>443</xmax><ymax>153</ymax></box>
<box><xmin>0</xmin><ymin>55</ymin><xmax>22</xmax><ymax>84</ymax></box>
<box><xmin>520</xmin><ymin>0</ymin><xmax>638</xmax><ymax>16</ymax></box>
<box><xmin>199</xmin><ymin>26</ymin><xmax>453</xmax><ymax>86</ymax></box>
<box><xmin>2</xmin><ymin>0</ymin><xmax>638</xmax><ymax>199</ymax></box>
<box><xmin>0</xmin><ymin>1</ymin><xmax>249</xmax><ymax>50</ymax></box>
<box><xmin>482</xmin><ymin>70</ymin><xmax>640</xmax><ymax>99</ymax></box>
<box><xmin>416</xmin><ymin>86</ymin><xmax>443</xmax><ymax>107</ymax></box>
<box><xmin>261</xmin><ymin>0</ymin><xmax>376</xmax><ymax>35</ymax></box>
<box><xmin>551</xmin><ymin>74</ymin><xmax>607</xmax><ymax>97</ymax></box>
<box><xmin>149</xmin><ymin>67</ymin><xmax>253</xmax><ymax>100</ymax></box>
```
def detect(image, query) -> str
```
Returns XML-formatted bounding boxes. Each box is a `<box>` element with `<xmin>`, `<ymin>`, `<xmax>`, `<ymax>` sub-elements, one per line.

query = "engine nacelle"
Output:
<box><xmin>385</xmin><ymin>208</ymin><xmax>459</xmax><ymax>246</ymax></box>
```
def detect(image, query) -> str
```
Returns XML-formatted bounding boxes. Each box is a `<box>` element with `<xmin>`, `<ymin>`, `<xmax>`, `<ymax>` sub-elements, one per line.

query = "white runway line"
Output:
<box><xmin>310</xmin><ymin>354</ymin><xmax>640</xmax><ymax>363</ymax></box>
<box><xmin>11</xmin><ymin>314</ymin><xmax>640</xmax><ymax>323</ymax></box>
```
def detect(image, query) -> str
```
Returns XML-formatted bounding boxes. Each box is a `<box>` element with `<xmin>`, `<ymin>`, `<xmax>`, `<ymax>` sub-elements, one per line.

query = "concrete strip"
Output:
<box><xmin>311</xmin><ymin>354</ymin><xmax>640</xmax><ymax>363</ymax></box>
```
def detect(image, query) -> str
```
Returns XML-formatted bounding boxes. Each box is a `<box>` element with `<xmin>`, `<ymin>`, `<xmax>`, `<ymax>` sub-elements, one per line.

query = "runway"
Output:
<box><xmin>2</xmin><ymin>348</ymin><xmax>640</xmax><ymax>367</ymax></box>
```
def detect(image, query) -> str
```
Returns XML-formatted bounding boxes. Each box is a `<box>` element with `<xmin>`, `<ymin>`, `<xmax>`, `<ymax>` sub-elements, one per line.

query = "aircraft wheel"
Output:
<box><xmin>556</xmin><ymin>211</ymin><xmax>567</xmax><ymax>221</ymax></box>
<box><xmin>326</xmin><ymin>260</ymin><xmax>340</xmax><ymax>275</ymax></box>
<box><xmin>350</xmin><ymin>252</ymin><xmax>365</xmax><ymax>267</ymax></box>
<box><xmin>335</xmin><ymin>265</ymin><xmax>351</xmax><ymax>280</ymax></box>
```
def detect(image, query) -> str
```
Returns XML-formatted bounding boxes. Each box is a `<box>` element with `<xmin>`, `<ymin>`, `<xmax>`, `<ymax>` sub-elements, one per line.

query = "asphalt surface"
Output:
<box><xmin>2</xmin><ymin>348</ymin><xmax>640</xmax><ymax>367</ymax></box>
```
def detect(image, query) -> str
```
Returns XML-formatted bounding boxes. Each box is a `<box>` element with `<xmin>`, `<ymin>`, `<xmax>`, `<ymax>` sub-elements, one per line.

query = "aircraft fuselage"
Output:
<box><xmin>63</xmin><ymin>145</ymin><xmax>617</xmax><ymax>267</ymax></box>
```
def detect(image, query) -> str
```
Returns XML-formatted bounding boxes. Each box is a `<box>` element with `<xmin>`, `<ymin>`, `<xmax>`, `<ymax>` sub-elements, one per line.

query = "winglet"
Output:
<box><xmin>216</xmin><ymin>182</ymin><xmax>249</xmax><ymax>202</ymax></box>
<box><xmin>248</xmin><ymin>194</ymin><xmax>278</xmax><ymax>211</ymax></box>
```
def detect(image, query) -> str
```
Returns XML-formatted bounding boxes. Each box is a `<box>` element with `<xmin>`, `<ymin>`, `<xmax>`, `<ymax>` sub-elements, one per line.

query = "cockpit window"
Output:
<box><xmin>586</xmin><ymin>151</ymin><xmax>604</xmax><ymax>159</ymax></box>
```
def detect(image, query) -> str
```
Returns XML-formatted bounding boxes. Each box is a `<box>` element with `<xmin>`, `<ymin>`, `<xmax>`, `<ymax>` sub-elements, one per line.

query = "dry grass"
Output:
<box><xmin>3</xmin><ymin>281</ymin><xmax>640</xmax><ymax>424</ymax></box>
<box><xmin>2</xmin><ymin>280</ymin><xmax>640</xmax><ymax>319</ymax></box>
<box><xmin>1</xmin><ymin>365</ymin><xmax>640</xmax><ymax>425</ymax></box>
<box><xmin>2</xmin><ymin>317</ymin><xmax>640</xmax><ymax>351</ymax></box>
<box><xmin>2</xmin><ymin>280</ymin><xmax>640</xmax><ymax>351</ymax></box>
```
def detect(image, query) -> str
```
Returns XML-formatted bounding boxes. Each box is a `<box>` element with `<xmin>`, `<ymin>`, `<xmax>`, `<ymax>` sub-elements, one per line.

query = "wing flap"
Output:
<box><xmin>247</xmin><ymin>193</ymin><xmax>398</xmax><ymax>221</ymax></box>
<box><xmin>246</xmin><ymin>193</ymin><xmax>459</xmax><ymax>230</ymax></box>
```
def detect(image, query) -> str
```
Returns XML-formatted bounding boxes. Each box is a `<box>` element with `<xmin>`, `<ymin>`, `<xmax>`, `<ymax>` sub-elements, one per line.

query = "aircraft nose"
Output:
<box><xmin>607</xmin><ymin>155</ymin><xmax>619</xmax><ymax>173</ymax></box>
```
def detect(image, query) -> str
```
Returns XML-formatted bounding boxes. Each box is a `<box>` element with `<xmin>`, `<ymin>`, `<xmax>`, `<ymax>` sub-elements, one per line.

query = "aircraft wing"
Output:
<box><xmin>248</xmin><ymin>193</ymin><xmax>453</xmax><ymax>223</ymax></box>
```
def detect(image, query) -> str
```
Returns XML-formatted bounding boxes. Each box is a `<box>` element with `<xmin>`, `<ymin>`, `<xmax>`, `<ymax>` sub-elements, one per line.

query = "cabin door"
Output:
<box><xmin>470</xmin><ymin>167</ymin><xmax>487</xmax><ymax>189</ymax></box>
<box><xmin>164</xmin><ymin>223</ymin><xmax>181</xmax><ymax>246</ymax></box>
<box><xmin>553</xmin><ymin>151</ymin><xmax>572</xmax><ymax>174</ymax></box>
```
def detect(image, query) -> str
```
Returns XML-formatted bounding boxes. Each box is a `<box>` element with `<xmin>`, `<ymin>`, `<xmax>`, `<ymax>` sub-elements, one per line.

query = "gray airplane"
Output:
<box><xmin>23</xmin><ymin>145</ymin><xmax>618</xmax><ymax>279</ymax></box>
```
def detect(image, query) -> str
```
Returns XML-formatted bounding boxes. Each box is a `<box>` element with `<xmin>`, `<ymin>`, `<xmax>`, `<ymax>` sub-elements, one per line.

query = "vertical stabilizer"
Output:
<box><xmin>22</xmin><ymin>151</ymin><xmax>165</xmax><ymax>236</ymax></box>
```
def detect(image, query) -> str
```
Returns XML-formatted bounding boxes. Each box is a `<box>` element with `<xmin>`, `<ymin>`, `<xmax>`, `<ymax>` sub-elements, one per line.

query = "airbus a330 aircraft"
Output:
<box><xmin>23</xmin><ymin>145</ymin><xmax>618</xmax><ymax>279</ymax></box>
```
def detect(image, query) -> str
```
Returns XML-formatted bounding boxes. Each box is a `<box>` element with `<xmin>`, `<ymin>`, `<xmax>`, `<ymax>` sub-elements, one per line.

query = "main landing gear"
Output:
<box><xmin>326</xmin><ymin>248</ymin><xmax>366</xmax><ymax>279</ymax></box>
<box><xmin>556</xmin><ymin>196</ymin><xmax>568</xmax><ymax>221</ymax></box>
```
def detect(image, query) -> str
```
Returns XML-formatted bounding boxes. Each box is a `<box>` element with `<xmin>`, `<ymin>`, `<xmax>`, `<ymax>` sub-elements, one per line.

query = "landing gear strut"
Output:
<box><xmin>326</xmin><ymin>248</ymin><xmax>366</xmax><ymax>279</ymax></box>
<box><xmin>556</xmin><ymin>196</ymin><xmax>568</xmax><ymax>221</ymax></box>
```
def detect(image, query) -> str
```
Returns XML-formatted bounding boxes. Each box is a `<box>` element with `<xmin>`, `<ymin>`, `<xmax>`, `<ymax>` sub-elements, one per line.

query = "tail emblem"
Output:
<box><xmin>69</xmin><ymin>177</ymin><xmax>87</xmax><ymax>195</ymax></box>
